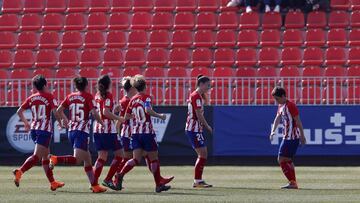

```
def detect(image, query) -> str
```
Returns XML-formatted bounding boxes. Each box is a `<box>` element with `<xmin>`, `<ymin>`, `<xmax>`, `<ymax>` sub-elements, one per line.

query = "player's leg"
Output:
<box><xmin>278</xmin><ymin>139</ymin><xmax>299</xmax><ymax>189</ymax></box>
<box><xmin>114</xmin><ymin>148</ymin><xmax>142</xmax><ymax>190</ymax></box>
<box><xmin>117</xmin><ymin>136</ymin><xmax>132</xmax><ymax>174</ymax></box>
<box><xmin>41</xmin><ymin>146</ymin><xmax>65</xmax><ymax>191</ymax></box>
<box><xmin>93</xmin><ymin>133</ymin><xmax>108</xmax><ymax>186</ymax></box>
<box><xmin>103</xmin><ymin>134</ymin><xmax>124</xmax><ymax>189</ymax></box>
<box><xmin>143</xmin><ymin>152</ymin><xmax>174</xmax><ymax>185</ymax></box>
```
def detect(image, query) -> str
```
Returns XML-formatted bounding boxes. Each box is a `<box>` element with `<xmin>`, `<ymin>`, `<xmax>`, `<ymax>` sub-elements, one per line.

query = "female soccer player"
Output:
<box><xmin>186</xmin><ymin>75</ymin><xmax>213</xmax><ymax>188</ymax></box>
<box><xmin>92</xmin><ymin>75</ymin><xmax>125</xmax><ymax>190</ymax></box>
<box><xmin>269</xmin><ymin>87</ymin><xmax>306</xmax><ymax>189</ymax></box>
<box><xmin>114</xmin><ymin>75</ymin><xmax>172</xmax><ymax>193</ymax></box>
<box><xmin>13</xmin><ymin>75</ymin><xmax>64</xmax><ymax>191</ymax></box>
<box><xmin>50</xmin><ymin>76</ymin><xmax>107</xmax><ymax>193</ymax></box>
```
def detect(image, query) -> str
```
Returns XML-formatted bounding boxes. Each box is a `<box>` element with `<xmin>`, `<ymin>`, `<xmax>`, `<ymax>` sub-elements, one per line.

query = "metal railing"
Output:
<box><xmin>0</xmin><ymin>77</ymin><xmax>359</xmax><ymax>107</ymax></box>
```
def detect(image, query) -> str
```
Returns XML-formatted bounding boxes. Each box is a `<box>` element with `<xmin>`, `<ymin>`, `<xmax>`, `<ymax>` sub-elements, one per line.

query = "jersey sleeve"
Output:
<box><xmin>126</xmin><ymin>101</ymin><xmax>132</xmax><ymax>114</ymax></box>
<box><xmin>87</xmin><ymin>94</ymin><xmax>96</xmax><ymax>110</ymax></box>
<box><xmin>288</xmin><ymin>102</ymin><xmax>299</xmax><ymax>117</ymax></box>
<box><xmin>144</xmin><ymin>96</ymin><xmax>152</xmax><ymax>109</ymax></box>
<box><xmin>104</xmin><ymin>94</ymin><xmax>113</xmax><ymax>108</ymax></box>
<box><xmin>20</xmin><ymin>97</ymin><xmax>31</xmax><ymax>110</ymax></box>
<box><xmin>192</xmin><ymin>94</ymin><xmax>202</xmax><ymax>110</ymax></box>
<box><xmin>60</xmin><ymin>96</ymin><xmax>70</xmax><ymax>108</ymax></box>
<box><xmin>49</xmin><ymin>95</ymin><xmax>58</xmax><ymax>110</ymax></box>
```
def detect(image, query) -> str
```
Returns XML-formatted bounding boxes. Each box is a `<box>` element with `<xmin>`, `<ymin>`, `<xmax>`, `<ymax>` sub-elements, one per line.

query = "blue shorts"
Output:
<box><xmin>278</xmin><ymin>139</ymin><xmax>300</xmax><ymax>158</ymax></box>
<box><xmin>30</xmin><ymin>130</ymin><xmax>52</xmax><ymax>148</ymax></box>
<box><xmin>121</xmin><ymin>136</ymin><xmax>132</xmax><ymax>152</ymax></box>
<box><xmin>131</xmin><ymin>133</ymin><xmax>158</xmax><ymax>152</ymax></box>
<box><xmin>94</xmin><ymin>133</ymin><xmax>123</xmax><ymax>151</ymax></box>
<box><xmin>186</xmin><ymin>131</ymin><xmax>206</xmax><ymax>149</ymax></box>
<box><xmin>68</xmin><ymin>130</ymin><xmax>90</xmax><ymax>151</ymax></box>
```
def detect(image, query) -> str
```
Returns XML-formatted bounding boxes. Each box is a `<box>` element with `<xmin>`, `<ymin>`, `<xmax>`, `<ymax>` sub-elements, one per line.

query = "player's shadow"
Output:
<box><xmin>215</xmin><ymin>186</ymin><xmax>360</xmax><ymax>191</ymax></box>
<box><xmin>214</xmin><ymin>186</ymin><xmax>281</xmax><ymax>191</ymax></box>
<box><xmin>57</xmin><ymin>189</ymin><xmax>224</xmax><ymax>196</ymax></box>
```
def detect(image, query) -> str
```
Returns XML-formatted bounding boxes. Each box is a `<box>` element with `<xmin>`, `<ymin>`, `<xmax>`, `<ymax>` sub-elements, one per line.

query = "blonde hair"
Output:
<box><xmin>131</xmin><ymin>74</ymin><xmax>147</xmax><ymax>92</ymax></box>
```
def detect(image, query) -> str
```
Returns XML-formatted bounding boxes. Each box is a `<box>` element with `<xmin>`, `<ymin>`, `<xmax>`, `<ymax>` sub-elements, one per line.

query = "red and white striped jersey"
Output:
<box><xmin>61</xmin><ymin>91</ymin><xmax>96</xmax><ymax>134</ymax></box>
<box><xmin>277</xmin><ymin>100</ymin><xmax>300</xmax><ymax>140</ymax></box>
<box><xmin>185</xmin><ymin>90</ymin><xmax>204</xmax><ymax>133</ymax></box>
<box><xmin>119</xmin><ymin>95</ymin><xmax>134</xmax><ymax>137</ymax></box>
<box><xmin>93</xmin><ymin>92</ymin><xmax>117</xmax><ymax>134</ymax></box>
<box><xmin>20</xmin><ymin>92</ymin><xmax>58</xmax><ymax>133</ymax></box>
<box><xmin>126</xmin><ymin>93</ymin><xmax>155</xmax><ymax>134</ymax></box>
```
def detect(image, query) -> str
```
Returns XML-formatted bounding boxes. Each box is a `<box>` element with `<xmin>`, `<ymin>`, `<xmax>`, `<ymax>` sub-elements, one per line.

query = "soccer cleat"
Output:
<box><xmin>113</xmin><ymin>174</ymin><xmax>124</xmax><ymax>191</ymax></box>
<box><xmin>155</xmin><ymin>185</ymin><xmax>171</xmax><ymax>193</ymax></box>
<box><xmin>48</xmin><ymin>154</ymin><xmax>58</xmax><ymax>170</ymax></box>
<box><xmin>102</xmin><ymin>180</ymin><xmax>118</xmax><ymax>191</ymax></box>
<box><xmin>91</xmin><ymin>184</ymin><xmax>107</xmax><ymax>193</ymax></box>
<box><xmin>193</xmin><ymin>181</ymin><xmax>213</xmax><ymax>188</ymax></box>
<box><xmin>50</xmin><ymin>181</ymin><xmax>65</xmax><ymax>191</ymax></box>
<box><xmin>13</xmin><ymin>169</ymin><xmax>23</xmax><ymax>187</ymax></box>
<box><xmin>281</xmin><ymin>181</ymin><xmax>298</xmax><ymax>189</ymax></box>
<box><xmin>160</xmin><ymin>176</ymin><xmax>175</xmax><ymax>185</ymax></box>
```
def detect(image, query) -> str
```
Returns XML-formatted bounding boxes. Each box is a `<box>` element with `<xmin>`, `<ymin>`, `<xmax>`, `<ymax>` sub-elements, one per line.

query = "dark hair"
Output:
<box><xmin>73</xmin><ymin>76</ymin><xmax>88</xmax><ymax>92</ymax></box>
<box><xmin>32</xmin><ymin>75</ymin><xmax>47</xmax><ymax>91</ymax></box>
<box><xmin>122</xmin><ymin>76</ymin><xmax>132</xmax><ymax>92</ymax></box>
<box><xmin>98</xmin><ymin>75</ymin><xmax>111</xmax><ymax>99</ymax></box>
<box><xmin>272</xmin><ymin>87</ymin><xmax>286</xmax><ymax>97</ymax></box>
<box><xmin>196</xmin><ymin>74</ymin><xmax>210</xmax><ymax>87</ymax></box>
<box><xmin>131</xmin><ymin>75</ymin><xmax>146</xmax><ymax>92</ymax></box>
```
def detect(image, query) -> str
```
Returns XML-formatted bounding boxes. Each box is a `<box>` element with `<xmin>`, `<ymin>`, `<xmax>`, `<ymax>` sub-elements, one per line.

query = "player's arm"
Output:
<box><xmin>56</xmin><ymin>105</ymin><xmax>69</xmax><ymax>127</ymax></box>
<box><xmin>195</xmin><ymin>109</ymin><xmax>212</xmax><ymax>134</ymax></box>
<box><xmin>269</xmin><ymin>114</ymin><xmax>281</xmax><ymax>141</ymax></box>
<box><xmin>294</xmin><ymin>115</ymin><xmax>306</xmax><ymax>145</ymax></box>
<box><xmin>103</xmin><ymin>107</ymin><xmax>125</xmax><ymax>123</ymax></box>
<box><xmin>52</xmin><ymin>109</ymin><xmax>63</xmax><ymax>128</ymax></box>
<box><xmin>113</xmin><ymin>104</ymin><xmax>121</xmax><ymax>114</ymax></box>
<box><xmin>145</xmin><ymin>107</ymin><xmax>166</xmax><ymax>120</ymax></box>
<box><xmin>16</xmin><ymin>107</ymin><xmax>30</xmax><ymax>131</ymax></box>
<box><xmin>91</xmin><ymin>109</ymin><xmax>104</xmax><ymax>126</ymax></box>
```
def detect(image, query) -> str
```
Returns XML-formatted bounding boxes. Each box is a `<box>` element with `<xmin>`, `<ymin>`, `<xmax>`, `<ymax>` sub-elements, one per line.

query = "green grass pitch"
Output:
<box><xmin>1</xmin><ymin>166</ymin><xmax>360</xmax><ymax>203</ymax></box>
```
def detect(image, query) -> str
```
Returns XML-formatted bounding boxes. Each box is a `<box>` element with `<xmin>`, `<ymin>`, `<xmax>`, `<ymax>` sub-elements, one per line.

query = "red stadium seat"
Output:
<box><xmin>45</xmin><ymin>0</ymin><xmax>67</xmax><ymax>13</ymax></box>
<box><xmin>327</xmin><ymin>29</ymin><xmax>347</xmax><ymax>46</ymax></box>
<box><xmin>35</xmin><ymin>49</ymin><xmax>57</xmax><ymax>69</ymax></box>
<box><xmin>236</xmin><ymin>48</ymin><xmax>257</xmax><ymax>66</ymax></box>
<box><xmin>33</xmin><ymin>68</ymin><xmax>54</xmax><ymax>78</ymax></box>
<box><xmin>64</xmin><ymin>13</ymin><xmax>86</xmax><ymax>31</ymax></box>
<box><xmin>109</xmin><ymin>13</ymin><xmax>129</xmax><ymax>30</ymax></box>
<box><xmin>165</xmin><ymin>87</ymin><xmax>186</xmax><ymax>105</ymax></box>
<box><xmin>210</xmin><ymin>87</ymin><xmax>230</xmax><ymax>105</ymax></box>
<box><xmin>349</xmin><ymin>29</ymin><xmax>360</xmax><ymax>46</ymax></box>
<box><xmin>6</xmin><ymin>88</ymin><xmax>29</xmax><ymax>106</ymax></box>
<box><xmin>352</xmin><ymin>0</ymin><xmax>360</xmax><ymax>11</ymax></box>
<box><xmin>167</xmin><ymin>67</ymin><xmax>188</xmax><ymax>86</ymax></box>
<box><xmin>281</xmin><ymin>48</ymin><xmax>302</xmax><ymax>66</ymax></box>
<box><xmin>84</xmin><ymin>31</ymin><xmax>105</xmax><ymax>48</ymax></box>
<box><xmin>0</xmin><ymin>50</ymin><xmax>13</xmax><ymax>69</ymax></box>
<box><xmin>87</xmin><ymin>12</ymin><xmax>108</xmax><ymax>30</ymax></box>
<box><xmin>123</xmin><ymin>66</ymin><xmax>142</xmax><ymax>77</ymax></box>
<box><xmin>262</xmin><ymin>12</ymin><xmax>281</xmax><ymax>29</ymax></box>
<box><xmin>258</xmin><ymin>48</ymin><xmax>279</xmax><ymax>66</ymax></box>
<box><xmin>213</xmin><ymin>49</ymin><xmax>235</xmax><ymax>66</ymax></box>
<box><xmin>351</xmin><ymin>11</ymin><xmax>360</xmax><ymax>28</ymax></box>
<box><xmin>106</xmin><ymin>31</ymin><xmax>126</xmax><ymax>48</ymax></box>
<box><xmin>100</xmin><ymin>67</ymin><xmax>121</xmax><ymax>78</ymax></box>
<box><xmin>307</xmin><ymin>11</ymin><xmax>327</xmax><ymax>28</ymax></box>
<box><xmin>347</xmin><ymin>66</ymin><xmax>360</xmax><ymax>86</ymax></box>
<box><xmin>90</xmin><ymin>0</ymin><xmax>110</xmax><ymax>12</ymax></box>
<box><xmin>239</xmin><ymin>12</ymin><xmax>259</xmax><ymax>29</ymax></box>
<box><xmin>194</xmin><ymin>30</ymin><xmax>214</xmax><ymax>47</ymax></box>
<box><xmin>17</xmin><ymin>31</ymin><xmax>38</xmax><ymax>49</ymax></box>
<box><xmin>302</xmin><ymin>47</ymin><xmax>323</xmax><ymax>66</ymax></box>
<box><xmin>196</xmin><ymin>12</ymin><xmax>217</xmax><ymax>30</ymax></box>
<box><xmin>284</xmin><ymin>11</ymin><xmax>305</xmax><ymax>29</ymax></box>
<box><xmin>42</xmin><ymin>13</ymin><xmax>64</xmax><ymax>31</ymax></box>
<box><xmin>53</xmin><ymin>87</ymin><xmax>71</xmax><ymax>101</ymax></box>
<box><xmin>112</xmin><ymin>0</ymin><xmax>132</xmax><ymax>12</ymax></box>
<box><xmin>301</xmin><ymin>86</ymin><xmax>322</xmax><ymax>104</ymax></box>
<box><xmin>2</xmin><ymin>0</ymin><xmax>23</xmax><ymax>13</ymax></box>
<box><xmin>305</xmin><ymin>29</ymin><xmax>326</xmax><ymax>47</ymax></box>
<box><xmin>217</xmin><ymin>12</ymin><xmax>238</xmax><ymax>29</ymax></box>
<box><xmin>323</xmin><ymin>66</ymin><xmax>346</xmax><ymax>85</ymax></box>
<box><xmin>20</xmin><ymin>14</ymin><xmax>42</xmax><ymax>31</ymax></box>
<box><xmin>348</xmin><ymin>47</ymin><xmax>360</xmax><ymax>66</ymax></box>
<box><xmin>0</xmin><ymin>14</ymin><xmax>19</xmax><ymax>31</ymax></box>
<box><xmin>190</xmin><ymin>67</ymin><xmax>212</xmax><ymax>78</ymax></box>
<box><xmin>66</xmin><ymin>0</ymin><xmax>89</xmax><ymax>13</ymax></box>
<box><xmin>324</xmin><ymin>47</ymin><xmax>346</xmax><ymax>66</ymax></box>
<box><xmin>237</xmin><ymin>30</ymin><xmax>258</xmax><ymax>47</ymax></box>
<box><xmin>146</xmin><ymin>48</ymin><xmax>168</xmax><ymax>67</ymax></box>
<box><xmin>255</xmin><ymin>86</ymin><xmax>274</xmax><ymax>105</ymax></box>
<box><xmin>79</xmin><ymin>67</ymin><xmax>99</xmax><ymax>78</ymax></box>
<box><xmin>13</xmin><ymin>50</ymin><xmax>35</xmax><ymax>69</ymax></box>
<box><xmin>198</xmin><ymin>0</ymin><xmax>219</xmax><ymax>12</ymax></box>
<box><xmin>131</xmin><ymin>12</ymin><xmax>152</xmax><ymax>30</ymax></box>
<box><xmin>24</xmin><ymin>0</ymin><xmax>45</xmax><ymax>13</ymax></box>
<box><xmin>279</xmin><ymin>66</ymin><xmax>300</xmax><ymax>86</ymax></box>
<box><xmin>171</xmin><ymin>30</ymin><xmax>192</xmax><ymax>48</ymax></box>
<box><xmin>322</xmin><ymin>86</ymin><xmax>345</xmax><ymax>104</ymax></box>
<box><xmin>235</xmin><ymin>67</ymin><xmax>257</xmax><ymax>79</ymax></box>
<box><xmin>232</xmin><ymin>87</ymin><xmax>254</xmax><ymax>105</ymax></box>
<box><xmin>0</xmin><ymin>32</ymin><xmax>16</xmax><ymax>49</ymax></box>
<box><xmin>260</xmin><ymin>30</ymin><xmax>281</xmax><ymax>47</ymax></box>
<box><xmin>55</xmin><ymin>67</ymin><xmax>76</xmax><ymax>79</ymax></box>
<box><xmin>124</xmin><ymin>49</ymin><xmax>146</xmax><ymax>67</ymax></box>
<box><xmin>212</xmin><ymin>67</ymin><xmax>234</xmax><ymax>86</ymax></box>
<box><xmin>168</xmin><ymin>48</ymin><xmax>190</xmax><ymax>67</ymax></box>
<box><xmin>152</xmin><ymin>12</ymin><xmax>173</xmax><ymax>30</ymax></box>
<box><xmin>302</xmin><ymin>66</ymin><xmax>323</xmax><ymax>85</ymax></box>
<box><xmin>174</xmin><ymin>12</ymin><xmax>195</xmax><ymax>30</ymax></box>
<box><xmin>175</xmin><ymin>0</ymin><xmax>196</xmax><ymax>12</ymax></box>
<box><xmin>133</xmin><ymin>0</ymin><xmax>153</xmax><ymax>12</ymax></box>
<box><xmin>154</xmin><ymin>0</ymin><xmax>175</xmax><ymax>11</ymax></box>
<box><xmin>215</xmin><ymin>30</ymin><xmax>236</xmax><ymax>47</ymax></box>
<box><xmin>192</xmin><ymin>48</ymin><xmax>213</xmax><ymax>67</ymax></box>
<box><xmin>144</xmin><ymin>67</ymin><xmax>165</xmax><ymax>79</ymax></box>
<box><xmin>80</xmin><ymin>49</ymin><xmax>101</xmax><ymax>67</ymax></box>
<box><xmin>282</xmin><ymin>29</ymin><xmax>303</xmax><ymax>47</ymax></box>
<box><xmin>61</xmin><ymin>31</ymin><xmax>83</xmax><ymax>49</ymax></box>
<box><xmin>346</xmin><ymin>86</ymin><xmax>360</xmax><ymax>104</ymax></box>
<box><xmin>103</xmin><ymin>49</ymin><xmax>123</xmax><ymax>67</ymax></box>
<box><xmin>58</xmin><ymin>49</ymin><xmax>79</xmax><ymax>68</ymax></box>
<box><xmin>328</xmin><ymin>11</ymin><xmax>350</xmax><ymax>29</ymax></box>
<box><xmin>257</xmin><ymin>67</ymin><xmax>278</xmax><ymax>86</ymax></box>
<box><xmin>149</xmin><ymin>30</ymin><xmax>170</xmax><ymax>47</ymax></box>
<box><xmin>331</xmin><ymin>0</ymin><xmax>350</xmax><ymax>10</ymax></box>
<box><xmin>127</xmin><ymin>30</ymin><xmax>148</xmax><ymax>48</ymax></box>
<box><xmin>146</xmin><ymin>87</ymin><xmax>164</xmax><ymax>105</ymax></box>
<box><xmin>10</xmin><ymin>69</ymin><xmax>31</xmax><ymax>79</ymax></box>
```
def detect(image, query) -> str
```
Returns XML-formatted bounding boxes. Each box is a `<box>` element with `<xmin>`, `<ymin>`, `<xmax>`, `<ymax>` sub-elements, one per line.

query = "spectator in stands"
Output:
<box><xmin>227</xmin><ymin>0</ymin><xmax>259</xmax><ymax>13</ymax></box>
<box><xmin>264</xmin><ymin>0</ymin><xmax>281</xmax><ymax>12</ymax></box>
<box><xmin>301</xmin><ymin>0</ymin><xmax>330</xmax><ymax>13</ymax></box>
<box><xmin>287</xmin><ymin>0</ymin><xmax>304</xmax><ymax>11</ymax></box>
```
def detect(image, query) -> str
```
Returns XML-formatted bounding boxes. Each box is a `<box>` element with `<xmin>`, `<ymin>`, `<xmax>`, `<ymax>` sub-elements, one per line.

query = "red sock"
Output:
<box><xmin>287</xmin><ymin>160</ymin><xmax>296</xmax><ymax>182</ymax></box>
<box><xmin>20</xmin><ymin>155</ymin><xmax>39</xmax><ymax>173</ymax></box>
<box><xmin>117</xmin><ymin>158</ymin><xmax>130</xmax><ymax>174</ymax></box>
<box><xmin>42</xmin><ymin>160</ymin><xmax>55</xmax><ymax>183</ymax></box>
<box><xmin>280</xmin><ymin>161</ymin><xmax>296</xmax><ymax>182</ymax></box>
<box><xmin>57</xmin><ymin>155</ymin><xmax>77</xmax><ymax>165</ymax></box>
<box><xmin>84</xmin><ymin>165</ymin><xmax>97</xmax><ymax>186</ymax></box>
<box><xmin>120</xmin><ymin>159</ymin><xmax>138</xmax><ymax>176</ymax></box>
<box><xmin>194</xmin><ymin>157</ymin><xmax>206</xmax><ymax>180</ymax></box>
<box><xmin>144</xmin><ymin>156</ymin><xmax>152</xmax><ymax>172</ymax></box>
<box><xmin>105</xmin><ymin>156</ymin><xmax>122</xmax><ymax>181</ymax></box>
<box><xmin>93</xmin><ymin>158</ymin><xmax>106</xmax><ymax>183</ymax></box>
<box><xmin>150</xmin><ymin>160</ymin><xmax>161</xmax><ymax>187</ymax></box>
